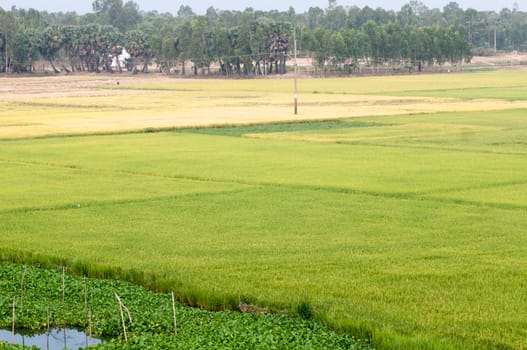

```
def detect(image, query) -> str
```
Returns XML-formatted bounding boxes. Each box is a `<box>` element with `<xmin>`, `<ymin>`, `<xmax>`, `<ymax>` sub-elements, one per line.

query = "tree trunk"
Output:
<box><xmin>105</xmin><ymin>55</ymin><xmax>113</xmax><ymax>73</ymax></box>
<box><xmin>61</xmin><ymin>63</ymin><xmax>71</xmax><ymax>74</ymax></box>
<box><xmin>49</xmin><ymin>59</ymin><xmax>60</xmax><ymax>73</ymax></box>
<box><xmin>142</xmin><ymin>57</ymin><xmax>150</xmax><ymax>73</ymax></box>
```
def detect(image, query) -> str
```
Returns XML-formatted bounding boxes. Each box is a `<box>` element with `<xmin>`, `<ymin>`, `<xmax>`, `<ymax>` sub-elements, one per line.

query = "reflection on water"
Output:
<box><xmin>0</xmin><ymin>328</ymin><xmax>103</xmax><ymax>349</ymax></box>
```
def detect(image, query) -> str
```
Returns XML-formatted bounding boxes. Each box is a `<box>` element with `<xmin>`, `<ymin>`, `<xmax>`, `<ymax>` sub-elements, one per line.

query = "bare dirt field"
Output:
<box><xmin>470</xmin><ymin>52</ymin><xmax>527</xmax><ymax>67</ymax></box>
<box><xmin>0</xmin><ymin>75</ymin><xmax>181</xmax><ymax>100</ymax></box>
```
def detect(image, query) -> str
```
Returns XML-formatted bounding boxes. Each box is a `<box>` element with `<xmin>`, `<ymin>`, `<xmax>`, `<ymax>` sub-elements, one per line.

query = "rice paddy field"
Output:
<box><xmin>1</xmin><ymin>70</ymin><xmax>527</xmax><ymax>349</ymax></box>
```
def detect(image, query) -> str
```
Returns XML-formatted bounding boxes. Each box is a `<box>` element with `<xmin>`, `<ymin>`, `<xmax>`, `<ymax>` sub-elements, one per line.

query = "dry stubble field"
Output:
<box><xmin>2</xmin><ymin>72</ymin><xmax>527</xmax><ymax>139</ymax></box>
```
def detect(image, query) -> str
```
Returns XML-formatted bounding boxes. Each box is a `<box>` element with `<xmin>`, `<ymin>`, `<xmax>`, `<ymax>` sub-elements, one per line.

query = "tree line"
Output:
<box><xmin>0</xmin><ymin>0</ymin><xmax>524</xmax><ymax>75</ymax></box>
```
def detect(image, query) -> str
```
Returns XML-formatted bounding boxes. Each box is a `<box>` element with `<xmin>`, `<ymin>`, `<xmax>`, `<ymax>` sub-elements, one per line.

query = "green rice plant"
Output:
<box><xmin>2</xmin><ymin>71</ymin><xmax>527</xmax><ymax>349</ymax></box>
<box><xmin>1</xmin><ymin>172</ymin><xmax>526</xmax><ymax>348</ymax></box>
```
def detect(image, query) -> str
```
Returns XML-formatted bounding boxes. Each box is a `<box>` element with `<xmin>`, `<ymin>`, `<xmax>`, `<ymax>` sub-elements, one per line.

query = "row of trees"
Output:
<box><xmin>0</xmin><ymin>1</ymin><xmax>523</xmax><ymax>75</ymax></box>
<box><xmin>307</xmin><ymin>22</ymin><xmax>470</xmax><ymax>72</ymax></box>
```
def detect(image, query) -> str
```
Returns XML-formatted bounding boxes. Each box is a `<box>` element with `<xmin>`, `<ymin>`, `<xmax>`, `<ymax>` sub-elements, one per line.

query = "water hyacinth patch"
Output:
<box><xmin>0</xmin><ymin>263</ymin><xmax>372</xmax><ymax>349</ymax></box>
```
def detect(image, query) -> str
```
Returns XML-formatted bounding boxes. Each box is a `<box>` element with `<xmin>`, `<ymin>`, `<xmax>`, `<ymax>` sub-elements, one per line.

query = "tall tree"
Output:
<box><xmin>124</xmin><ymin>29</ymin><xmax>149</xmax><ymax>73</ymax></box>
<box><xmin>11</xmin><ymin>29</ymin><xmax>39</xmax><ymax>72</ymax></box>
<box><xmin>37</xmin><ymin>26</ymin><xmax>63</xmax><ymax>73</ymax></box>
<box><xmin>307</xmin><ymin>7</ymin><xmax>324</xmax><ymax>30</ymax></box>
<box><xmin>0</xmin><ymin>8</ymin><xmax>16</xmax><ymax>72</ymax></box>
<box><xmin>175</xmin><ymin>18</ymin><xmax>193</xmax><ymax>75</ymax></box>
<box><xmin>189</xmin><ymin>16</ymin><xmax>213</xmax><ymax>75</ymax></box>
<box><xmin>312</xmin><ymin>27</ymin><xmax>331</xmax><ymax>71</ymax></box>
<box><xmin>177</xmin><ymin>5</ymin><xmax>194</xmax><ymax>19</ymax></box>
<box><xmin>92</xmin><ymin>0</ymin><xmax>140</xmax><ymax>32</ymax></box>
<box><xmin>443</xmin><ymin>2</ymin><xmax>464</xmax><ymax>26</ymax></box>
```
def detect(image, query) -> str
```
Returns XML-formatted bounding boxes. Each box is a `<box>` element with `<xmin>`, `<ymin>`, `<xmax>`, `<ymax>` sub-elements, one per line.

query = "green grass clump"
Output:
<box><xmin>179</xmin><ymin>120</ymin><xmax>384</xmax><ymax>137</ymax></box>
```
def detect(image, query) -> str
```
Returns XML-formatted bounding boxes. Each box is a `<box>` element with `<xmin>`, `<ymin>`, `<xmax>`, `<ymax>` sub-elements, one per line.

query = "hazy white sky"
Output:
<box><xmin>0</xmin><ymin>0</ymin><xmax>517</xmax><ymax>14</ymax></box>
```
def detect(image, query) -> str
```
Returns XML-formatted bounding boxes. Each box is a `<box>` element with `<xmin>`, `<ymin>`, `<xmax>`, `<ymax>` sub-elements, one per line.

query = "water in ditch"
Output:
<box><xmin>0</xmin><ymin>328</ymin><xmax>103</xmax><ymax>349</ymax></box>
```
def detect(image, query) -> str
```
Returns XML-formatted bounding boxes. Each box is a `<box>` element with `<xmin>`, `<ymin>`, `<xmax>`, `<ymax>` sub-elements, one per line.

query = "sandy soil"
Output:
<box><xmin>0</xmin><ymin>74</ymin><xmax>188</xmax><ymax>100</ymax></box>
<box><xmin>470</xmin><ymin>52</ymin><xmax>527</xmax><ymax>67</ymax></box>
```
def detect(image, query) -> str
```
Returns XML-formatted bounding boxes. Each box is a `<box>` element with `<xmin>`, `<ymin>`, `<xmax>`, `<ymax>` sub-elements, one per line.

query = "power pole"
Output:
<box><xmin>293</xmin><ymin>29</ymin><xmax>298</xmax><ymax>115</ymax></box>
<box><xmin>5</xmin><ymin>33</ymin><xmax>7</xmax><ymax>75</ymax></box>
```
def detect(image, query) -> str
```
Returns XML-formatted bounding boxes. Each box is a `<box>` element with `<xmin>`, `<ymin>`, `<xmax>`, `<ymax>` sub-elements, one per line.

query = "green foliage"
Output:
<box><xmin>0</xmin><ymin>263</ymin><xmax>371</xmax><ymax>350</ymax></box>
<box><xmin>92</xmin><ymin>0</ymin><xmax>140</xmax><ymax>33</ymax></box>
<box><xmin>295</xmin><ymin>301</ymin><xmax>313</xmax><ymax>321</ymax></box>
<box><xmin>37</xmin><ymin>26</ymin><xmax>63</xmax><ymax>72</ymax></box>
<box><xmin>124</xmin><ymin>29</ymin><xmax>150</xmax><ymax>73</ymax></box>
<box><xmin>0</xmin><ymin>3</ymin><xmax>484</xmax><ymax>76</ymax></box>
<box><xmin>35</xmin><ymin>24</ymin><xmax>125</xmax><ymax>73</ymax></box>
<box><xmin>5</xmin><ymin>1</ymin><xmax>527</xmax><ymax>75</ymax></box>
<box><xmin>11</xmin><ymin>29</ymin><xmax>39</xmax><ymax>72</ymax></box>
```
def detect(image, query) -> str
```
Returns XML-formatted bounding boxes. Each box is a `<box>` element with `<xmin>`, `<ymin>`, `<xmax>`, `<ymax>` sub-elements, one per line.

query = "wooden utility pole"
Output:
<box><xmin>294</xmin><ymin>29</ymin><xmax>298</xmax><ymax>115</ymax></box>
<box><xmin>5</xmin><ymin>33</ymin><xmax>8</xmax><ymax>75</ymax></box>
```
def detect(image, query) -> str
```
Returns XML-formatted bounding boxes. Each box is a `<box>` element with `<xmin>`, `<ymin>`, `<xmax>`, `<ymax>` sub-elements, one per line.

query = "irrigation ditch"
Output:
<box><xmin>0</xmin><ymin>327</ymin><xmax>103</xmax><ymax>350</ymax></box>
